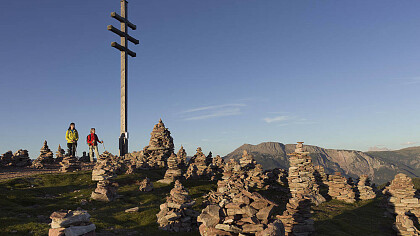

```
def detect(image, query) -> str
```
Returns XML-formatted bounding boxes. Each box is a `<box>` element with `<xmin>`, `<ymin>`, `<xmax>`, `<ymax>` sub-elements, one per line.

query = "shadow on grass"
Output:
<box><xmin>313</xmin><ymin>198</ymin><xmax>394</xmax><ymax>236</ymax></box>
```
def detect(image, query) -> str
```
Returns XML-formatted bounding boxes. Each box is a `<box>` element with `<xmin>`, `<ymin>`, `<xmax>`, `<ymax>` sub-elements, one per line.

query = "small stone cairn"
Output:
<box><xmin>159</xmin><ymin>153</ymin><xmax>183</xmax><ymax>184</ymax></box>
<box><xmin>277</xmin><ymin>194</ymin><xmax>313</xmax><ymax>236</ymax></box>
<box><xmin>156</xmin><ymin>180</ymin><xmax>198</xmax><ymax>232</ymax></box>
<box><xmin>185</xmin><ymin>147</ymin><xmax>212</xmax><ymax>180</ymax></box>
<box><xmin>59</xmin><ymin>154</ymin><xmax>80</xmax><ymax>173</ymax></box>
<box><xmin>0</xmin><ymin>149</ymin><xmax>31</xmax><ymax>167</ymax></box>
<box><xmin>49</xmin><ymin>209</ymin><xmax>96</xmax><ymax>236</ymax></box>
<box><xmin>143</xmin><ymin>119</ymin><xmax>175</xmax><ymax>168</ymax></box>
<box><xmin>198</xmin><ymin>183</ymin><xmax>284</xmax><ymax>236</ymax></box>
<box><xmin>91</xmin><ymin>152</ymin><xmax>118</xmax><ymax>202</ymax></box>
<box><xmin>327</xmin><ymin>172</ymin><xmax>356</xmax><ymax>203</ymax></box>
<box><xmin>287</xmin><ymin>142</ymin><xmax>326</xmax><ymax>205</ymax></box>
<box><xmin>139</xmin><ymin>177</ymin><xmax>153</xmax><ymax>192</ymax></box>
<box><xmin>356</xmin><ymin>175</ymin><xmax>376</xmax><ymax>200</ymax></box>
<box><xmin>32</xmin><ymin>141</ymin><xmax>54</xmax><ymax>168</ymax></box>
<box><xmin>55</xmin><ymin>145</ymin><xmax>65</xmax><ymax>163</ymax></box>
<box><xmin>177</xmin><ymin>145</ymin><xmax>188</xmax><ymax>170</ymax></box>
<box><xmin>383</xmin><ymin>173</ymin><xmax>420</xmax><ymax>235</ymax></box>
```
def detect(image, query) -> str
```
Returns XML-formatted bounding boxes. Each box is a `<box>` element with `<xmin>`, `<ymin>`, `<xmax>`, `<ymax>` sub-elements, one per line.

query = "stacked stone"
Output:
<box><xmin>277</xmin><ymin>194</ymin><xmax>313</xmax><ymax>236</ymax></box>
<box><xmin>156</xmin><ymin>180</ymin><xmax>198</xmax><ymax>232</ymax></box>
<box><xmin>139</xmin><ymin>177</ymin><xmax>153</xmax><ymax>192</ymax></box>
<box><xmin>185</xmin><ymin>147</ymin><xmax>212</xmax><ymax>180</ymax></box>
<box><xmin>159</xmin><ymin>153</ymin><xmax>183</xmax><ymax>184</ymax></box>
<box><xmin>177</xmin><ymin>145</ymin><xmax>188</xmax><ymax>170</ymax></box>
<box><xmin>287</xmin><ymin>142</ymin><xmax>326</xmax><ymax>206</ymax></box>
<box><xmin>383</xmin><ymin>174</ymin><xmax>420</xmax><ymax>235</ymax></box>
<box><xmin>143</xmin><ymin>119</ymin><xmax>174</xmax><ymax>168</ymax></box>
<box><xmin>0</xmin><ymin>149</ymin><xmax>31</xmax><ymax>167</ymax></box>
<box><xmin>55</xmin><ymin>145</ymin><xmax>65</xmax><ymax>163</ymax></box>
<box><xmin>59</xmin><ymin>155</ymin><xmax>80</xmax><ymax>172</ymax></box>
<box><xmin>198</xmin><ymin>186</ymin><xmax>284</xmax><ymax>236</ymax></box>
<box><xmin>32</xmin><ymin>141</ymin><xmax>55</xmax><ymax>168</ymax></box>
<box><xmin>49</xmin><ymin>209</ymin><xmax>95</xmax><ymax>236</ymax></box>
<box><xmin>239</xmin><ymin>150</ymin><xmax>257</xmax><ymax>169</ymax></box>
<box><xmin>356</xmin><ymin>175</ymin><xmax>376</xmax><ymax>200</ymax></box>
<box><xmin>246</xmin><ymin>164</ymin><xmax>267</xmax><ymax>189</ymax></box>
<box><xmin>327</xmin><ymin>172</ymin><xmax>356</xmax><ymax>203</ymax></box>
<box><xmin>383</xmin><ymin>173</ymin><xmax>420</xmax><ymax>217</ymax></box>
<box><xmin>314</xmin><ymin>165</ymin><xmax>328</xmax><ymax>184</ymax></box>
<box><xmin>91</xmin><ymin>152</ymin><xmax>118</xmax><ymax>202</ymax></box>
<box><xmin>394</xmin><ymin>214</ymin><xmax>420</xmax><ymax>236</ymax></box>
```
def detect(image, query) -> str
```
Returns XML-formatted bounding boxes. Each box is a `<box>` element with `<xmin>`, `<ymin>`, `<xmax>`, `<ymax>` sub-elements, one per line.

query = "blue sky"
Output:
<box><xmin>1</xmin><ymin>0</ymin><xmax>420</xmax><ymax>158</ymax></box>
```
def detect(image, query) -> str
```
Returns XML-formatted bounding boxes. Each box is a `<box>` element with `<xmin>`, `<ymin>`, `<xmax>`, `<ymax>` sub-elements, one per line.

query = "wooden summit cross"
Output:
<box><xmin>108</xmin><ymin>0</ymin><xmax>139</xmax><ymax>156</ymax></box>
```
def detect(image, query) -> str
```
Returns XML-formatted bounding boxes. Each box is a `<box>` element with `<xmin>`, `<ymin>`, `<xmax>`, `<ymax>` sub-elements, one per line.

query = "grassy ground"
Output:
<box><xmin>0</xmin><ymin>172</ymin><xmax>418</xmax><ymax>236</ymax></box>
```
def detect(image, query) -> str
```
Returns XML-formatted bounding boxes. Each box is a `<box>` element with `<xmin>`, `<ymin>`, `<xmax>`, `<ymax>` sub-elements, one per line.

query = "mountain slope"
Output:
<box><xmin>224</xmin><ymin>142</ymin><xmax>418</xmax><ymax>184</ymax></box>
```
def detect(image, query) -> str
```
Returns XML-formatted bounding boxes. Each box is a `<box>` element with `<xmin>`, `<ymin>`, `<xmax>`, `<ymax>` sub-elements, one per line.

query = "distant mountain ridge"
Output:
<box><xmin>224</xmin><ymin>142</ymin><xmax>420</xmax><ymax>184</ymax></box>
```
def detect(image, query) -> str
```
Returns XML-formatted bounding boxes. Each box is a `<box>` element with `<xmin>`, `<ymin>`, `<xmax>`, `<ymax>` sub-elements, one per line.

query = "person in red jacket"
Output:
<box><xmin>87</xmin><ymin>128</ymin><xmax>103</xmax><ymax>162</ymax></box>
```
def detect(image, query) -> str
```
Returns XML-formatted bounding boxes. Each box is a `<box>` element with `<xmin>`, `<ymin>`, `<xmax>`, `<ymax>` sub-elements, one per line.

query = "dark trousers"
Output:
<box><xmin>67</xmin><ymin>142</ymin><xmax>77</xmax><ymax>157</ymax></box>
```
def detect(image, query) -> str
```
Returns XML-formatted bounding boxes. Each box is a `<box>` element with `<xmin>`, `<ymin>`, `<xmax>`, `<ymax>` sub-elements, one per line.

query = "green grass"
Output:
<box><xmin>0</xmin><ymin>170</ymin><xmax>216</xmax><ymax>236</ymax></box>
<box><xmin>1</xmin><ymin>173</ymin><xmax>418</xmax><ymax>236</ymax></box>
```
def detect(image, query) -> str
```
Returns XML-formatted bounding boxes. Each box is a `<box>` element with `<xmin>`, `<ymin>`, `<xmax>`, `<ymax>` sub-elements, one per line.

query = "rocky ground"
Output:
<box><xmin>0</xmin><ymin>168</ymin><xmax>412</xmax><ymax>236</ymax></box>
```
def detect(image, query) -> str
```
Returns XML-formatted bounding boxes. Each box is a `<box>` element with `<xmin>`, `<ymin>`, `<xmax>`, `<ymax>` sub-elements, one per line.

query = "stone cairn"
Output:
<box><xmin>313</xmin><ymin>165</ymin><xmax>328</xmax><ymax>185</ymax></box>
<box><xmin>383</xmin><ymin>173</ymin><xmax>420</xmax><ymax>235</ymax></box>
<box><xmin>139</xmin><ymin>177</ymin><xmax>153</xmax><ymax>192</ymax></box>
<box><xmin>177</xmin><ymin>145</ymin><xmax>188</xmax><ymax>170</ymax></box>
<box><xmin>55</xmin><ymin>145</ymin><xmax>65</xmax><ymax>163</ymax></box>
<box><xmin>211</xmin><ymin>155</ymin><xmax>225</xmax><ymax>173</ymax></box>
<box><xmin>327</xmin><ymin>172</ymin><xmax>356</xmax><ymax>203</ymax></box>
<box><xmin>49</xmin><ymin>209</ymin><xmax>95</xmax><ymax>236</ymax></box>
<box><xmin>277</xmin><ymin>194</ymin><xmax>313</xmax><ymax>236</ymax></box>
<box><xmin>59</xmin><ymin>154</ymin><xmax>81</xmax><ymax>173</ymax></box>
<box><xmin>0</xmin><ymin>149</ymin><xmax>31</xmax><ymax>167</ymax></box>
<box><xmin>159</xmin><ymin>153</ymin><xmax>183</xmax><ymax>184</ymax></box>
<box><xmin>356</xmin><ymin>175</ymin><xmax>376</xmax><ymax>200</ymax></box>
<box><xmin>91</xmin><ymin>152</ymin><xmax>118</xmax><ymax>202</ymax></box>
<box><xmin>32</xmin><ymin>141</ymin><xmax>54</xmax><ymax>168</ymax></box>
<box><xmin>143</xmin><ymin>119</ymin><xmax>175</xmax><ymax>168</ymax></box>
<box><xmin>287</xmin><ymin>142</ymin><xmax>326</xmax><ymax>206</ymax></box>
<box><xmin>198</xmin><ymin>182</ymin><xmax>284</xmax><ymax>236</ymax></box>
<box><xmin>156</xmin><ymin>180</ymin><xmax>198</xmax><ymax>232</ymax></box>
<box><xmin>185</xmin><ymin>147</ymin><xmax>213</xmax><ymax>180</ymax></box>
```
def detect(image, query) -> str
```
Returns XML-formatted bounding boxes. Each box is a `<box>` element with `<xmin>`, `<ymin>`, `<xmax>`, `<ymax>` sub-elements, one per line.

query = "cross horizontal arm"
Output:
<box><xmin>111</xmin><ymin>42</ymin><xmax>136</xmax><ymax>57</ymax></box>
<box><xmin>111</xmin><ymin>12</ymin><xmax>137</xmax><ymax>30</ymax></box>
<box><xmin>107</xmin><ymin>25</ymin><xmax>140</xmax><ymax>45</ymax></box>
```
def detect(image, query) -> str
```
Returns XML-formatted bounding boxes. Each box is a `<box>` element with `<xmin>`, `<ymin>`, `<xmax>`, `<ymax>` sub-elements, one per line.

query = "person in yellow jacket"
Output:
<box><xmin>66</xmin><ymin>122</ymin><xmax>79</xmax><ymax>157</ymax></box>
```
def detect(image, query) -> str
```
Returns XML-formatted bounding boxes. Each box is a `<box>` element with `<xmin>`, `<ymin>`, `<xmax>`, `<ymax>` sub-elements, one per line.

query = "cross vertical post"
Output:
<box><xmin>108</xmin><ymin>0</ymin><xmax>139</xmax><ymax>157</ymax></box>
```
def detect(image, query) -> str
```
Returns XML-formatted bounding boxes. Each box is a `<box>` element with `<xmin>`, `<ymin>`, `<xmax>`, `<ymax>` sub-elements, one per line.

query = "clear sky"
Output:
<box><xmin>1</xmin><ymin>0</ymin><xmax>420</xmax><ymax>158</ymax></box>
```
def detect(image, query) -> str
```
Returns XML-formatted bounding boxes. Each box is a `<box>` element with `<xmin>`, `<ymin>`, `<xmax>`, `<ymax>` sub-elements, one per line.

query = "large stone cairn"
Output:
<box><xmin>156</xmin><ymin>180</ymin><xmax>198</xmax><ymax>232</ymax></box>
<box><xmin>185</xmin><ymin>147</ymin><xmax>212</xmax><ymax>180</ymax></box>
<box><xmin>0</xmin><ymin>149</ymin><xmax>31</xmax><ymax>167</ymax></box>
<box><xmin>287</xmin><ymin>142</ymin><xmax>326</xmax><ymax>206</ymax></box>
<box><xmin>49</xmin><ymin>209</ymin><xmax>96</xmax><ymax>236</ymax></box>
<box><xmin>59</xmin><ymin>154</ymin><xmax>81</xmax><ymax>173</ymax></box>
<box><xmin>277</xmin><ymin>194</ymin><xmax>313</xmax><ymax>236</ymax></box>
<box><xmin>313</xmin><ymin>165</ymin><xmax>328</xmax><ymax>186</ymax></box>
<box><xmin>91</xmin><ymin>152</ymin><xmax>118</xmax><ymax>202</ymax></box>
<box><xmin>143</xmin><ymin>119</ymin><xmax>174</xmax><ymax>168</ymax></box>
<box><xmin>139</xmin><ymin>177</ymin><xmax>153</xmax><ymax>192</ymax></box>
<box><xmin>159</xmin><ymin>153</ymin><xmax>183</xmax><ymax>184</ymax></box>
<box><xmin>383</xmin><ymin>173</ymin><xmax>420</xmax><ymax>235</ymax></box>
<box><xmin>55</xmin><ymin>145</ymin><xmax>65</xmax><ymax>163</ymax></box>
<box><xmin>211</xmin><ymin>155</ymin><xmax>225</xmax><ymax>173</ymax></box>
<box><xmin>356</xmin><ymin>175</ymin><xmax>376</xmax><ymax>200</ymax></box>
<box><xmin>32</xmin><ymin>140</ymin><xmax>54</xmax><ymax>168</ymax></box>
<box><xmin>198</xmin><ymin>184</ymin><xmax>284</xmax><ymax>236</ymax></box>
<box><xmin>327</xmin><ymin>172</ymin><xmax>356</xmax><ymax>203</ymax></box>
<box><xmin>241</xmin><ymin>151</ymin><xmax>267</xmax><ymax>189</ymax></box>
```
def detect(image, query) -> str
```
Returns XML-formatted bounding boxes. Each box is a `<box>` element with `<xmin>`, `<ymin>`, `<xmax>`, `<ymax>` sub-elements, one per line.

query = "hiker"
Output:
<box><xmin>87</xmin><ymin>128</ymin><xmax>103</xmax><ymax>162</ymax></box>
<box><xmin>66</xmin><ymin>123</ymin><xmax>79</xmax><ymax>157</ymax></box>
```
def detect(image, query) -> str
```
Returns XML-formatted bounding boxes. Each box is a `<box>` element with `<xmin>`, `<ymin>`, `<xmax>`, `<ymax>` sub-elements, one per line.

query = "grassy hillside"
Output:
<box><xmin>1</xmin><ymin>172</ymin><xmax>419</xmax><ymax>235</ymax></box>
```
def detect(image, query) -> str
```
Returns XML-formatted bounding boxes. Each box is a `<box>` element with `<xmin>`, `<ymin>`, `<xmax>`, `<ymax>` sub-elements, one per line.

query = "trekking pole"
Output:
<box><xmin>102</xmin><ymin>141</ymin><xmax>106</xmax><ymax>152</ymax></box>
